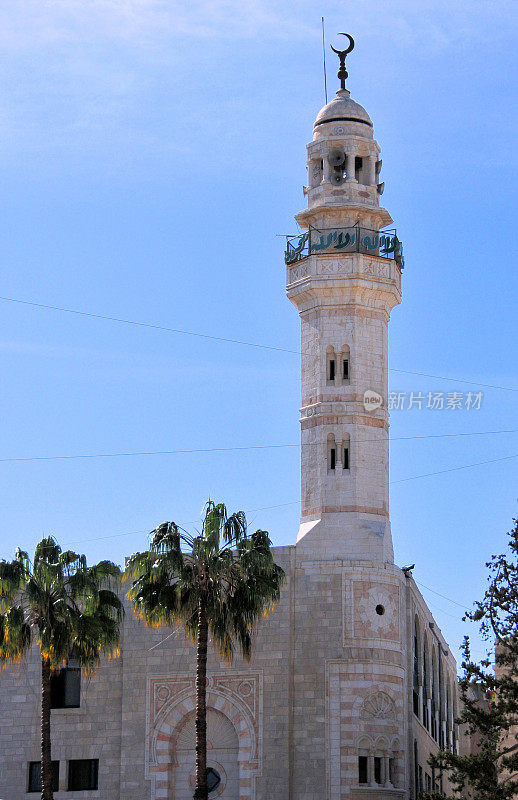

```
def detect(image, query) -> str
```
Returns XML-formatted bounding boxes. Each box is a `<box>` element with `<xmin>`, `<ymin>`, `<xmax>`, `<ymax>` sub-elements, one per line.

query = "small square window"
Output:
<box><xmin>68</xmin><ymin>759</ymin><xmax>99</xmax><ymax>791</ymax></box>
<box><xmin>358</xmin><ymin>755</ymin><xmax>368</xmax><ymax>784</ymax></box>
<box><xmin>28</xmin><ymin>761</ymin><xmax>59</xmax><ymax>793</ymax></box>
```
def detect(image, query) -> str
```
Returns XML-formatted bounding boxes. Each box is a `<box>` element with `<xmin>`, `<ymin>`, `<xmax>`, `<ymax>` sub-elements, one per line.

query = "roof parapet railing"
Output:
<box><xmin>285</xmin><ymin>224</ymin><xmax>404</xmax><ymax>270</ymax></box>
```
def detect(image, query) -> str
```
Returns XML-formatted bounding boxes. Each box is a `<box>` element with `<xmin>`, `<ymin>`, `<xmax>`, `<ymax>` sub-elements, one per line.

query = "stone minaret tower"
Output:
<box><xmin>286</xmin><ymin>36</ymin><xmax>403</xmax><ymax>563</ymax></box>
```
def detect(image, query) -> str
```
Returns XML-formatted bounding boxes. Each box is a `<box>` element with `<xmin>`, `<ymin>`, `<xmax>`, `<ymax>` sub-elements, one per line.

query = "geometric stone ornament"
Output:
<box><xmin>145</xmin><ymin>672</ymin><xmax>262</xmax><ymax>800</ymax></box>
<box><xmin>352</xmin><ymin>580</ymin><xmax>400</xmax><ymax>642</ymax></box>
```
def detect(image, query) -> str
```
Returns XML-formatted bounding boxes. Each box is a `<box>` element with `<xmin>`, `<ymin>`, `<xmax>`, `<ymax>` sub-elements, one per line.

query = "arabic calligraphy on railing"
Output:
<box><xmin>285</xmin><ymin>227</ymin><xmax>404</xmax><ymax>269</ymax></box>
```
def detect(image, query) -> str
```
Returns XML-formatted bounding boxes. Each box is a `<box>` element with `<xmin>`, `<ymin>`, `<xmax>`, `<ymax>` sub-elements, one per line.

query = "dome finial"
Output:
<box><xmin>330</xmin><ymin>33</ymin><xmax>355</xmax><ymax>91</ymax></box>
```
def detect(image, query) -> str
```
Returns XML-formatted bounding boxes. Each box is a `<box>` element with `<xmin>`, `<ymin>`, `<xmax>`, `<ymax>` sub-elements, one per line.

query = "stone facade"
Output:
<box><xmin>0</xmin><ymin>58</ymin><xmax>460</xmax><ymax>800</ymax></box>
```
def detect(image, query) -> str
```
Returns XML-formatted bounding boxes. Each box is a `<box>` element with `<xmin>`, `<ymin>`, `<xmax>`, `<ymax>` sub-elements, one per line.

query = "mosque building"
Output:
<box><xmin>0</xmin><ymin>37</ymin><xmax>459</xmax><ymax>800</ymax></box>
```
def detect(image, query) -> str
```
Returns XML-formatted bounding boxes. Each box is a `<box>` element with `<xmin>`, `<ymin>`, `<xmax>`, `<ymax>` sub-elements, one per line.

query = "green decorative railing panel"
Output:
<box><xmin>285</xmin><ymin>226</ymin><xmax>404</xmax><ymax>270</ymax></box>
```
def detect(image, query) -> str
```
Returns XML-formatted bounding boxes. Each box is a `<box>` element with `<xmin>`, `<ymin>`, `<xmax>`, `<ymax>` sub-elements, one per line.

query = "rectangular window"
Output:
<box><xmin>413</xmin><ymin>690</ymin><xmax>419</xmax><ymax>716</ymax></box>
<box><xmin>374</xmin><ymin>756</ymin><xmax>382</xmax><ymax>784</ymax></box>
<box><xmin>330</xmin><ymin>448</ymin><xmax>336</xmax><ymax>471</ymax></box>
<box><xmin>51</xmin><ymin>666</ymin><xmax>81</xmax><ymax>709</ymax></box>
<box><xmin>425</xmin><ymin>772</ymin><xmax>432</xmax><ymax>792</ymax></box>
<box><xmin>342</xmin><ymin>358</ymin><xmax>349</xmax><ymax>380</ymax></box>
<box><xmin>358</xmin><ymin>756</ymin><xmax>368</xmax><ymax>784</ymax></box>
<box><xmin>68</xmin><ymin>759</ymin><xmax>99</xmax><ymax>791</ymax></box>
<box><xmin>418</xmin><ymin>765</ymin><xmax>423</xmax><ymax>792</ymax></box>
<box><xmin>389</xmin><ymin>758</ymin><xmax>395</xmax><ymax>786</ymax></box>
<box><xmin>28</xmin><ymin>761</ymin><xmax>59</xmax><ymax>793</ymax></box>
<box><xmin>343</xmin><ymin>446</ymin><xmax>349</xmax><ymax>470</ymax></box>
<box><xmin>328</xmin><ymin>359</ymin><xmax>335</xmax><ymax>381</ymax></box>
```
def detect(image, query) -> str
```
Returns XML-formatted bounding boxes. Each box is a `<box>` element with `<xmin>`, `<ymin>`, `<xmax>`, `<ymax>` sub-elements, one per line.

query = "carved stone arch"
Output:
<box><xmin>359</xmin><ymin>690</ymin><xmax>396</xmax><ymax>721</ymax></box>
<box><xmin>374</xmin><ymin>735</ymin><xmax>389</xmax><ymax>753</ymax></box>
<box><xmin>356</xmin><ymin>733</ymin><xmax>374</xmax><ymax>751</ymax></box>
<box><xmin>146</xmin><ymin>673</ymin><xmax>262</xmax><ymax>800</ymax></box>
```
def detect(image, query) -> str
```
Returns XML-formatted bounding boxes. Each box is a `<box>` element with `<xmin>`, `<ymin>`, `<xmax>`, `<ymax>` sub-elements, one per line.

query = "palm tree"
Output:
<box><xmin>124</xmin><ymin>500</ymin><xmax>285</xmax><ymax>800</ymax></box>
<box><xmin>0</xmin><ymin>537</ymin><xmax>123</xmax><ymax>800</ymax></box>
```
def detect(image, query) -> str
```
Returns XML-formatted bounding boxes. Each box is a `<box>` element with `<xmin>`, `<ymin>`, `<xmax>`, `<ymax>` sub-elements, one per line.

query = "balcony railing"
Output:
<box><xmin>285</xmin><ymin>225</ymin><xmax>404</xmax><ymax>270</ymax></box>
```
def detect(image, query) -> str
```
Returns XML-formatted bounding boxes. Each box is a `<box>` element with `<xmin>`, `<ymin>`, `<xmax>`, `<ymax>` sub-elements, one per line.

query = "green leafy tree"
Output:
<box><xmin>0</xmin><ymin>537</ymin><xmax>123</xmax><ymax>800</ymax></box>
<box><xmin>124</xmin><ymin>500</ymin><xmax>285</xmax><ymax>800</ymax></box>
<box><xmin>421</xmin><ymin>518</ymin><xmax>518</xmax><ymax>800</ymax></box>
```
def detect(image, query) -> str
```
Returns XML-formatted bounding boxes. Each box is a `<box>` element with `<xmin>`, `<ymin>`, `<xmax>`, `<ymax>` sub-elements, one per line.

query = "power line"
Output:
<box><xmin>0</xmin><ymin>296</ymin><xmax>299</xmax><ymax>355</ymax></box>
<box><xmin>1</xmin><ymin>294</ymin><xmax>517</xmax><ymax>392</ymax></box>
<box><xmin>415</xmin><ymin>580</ymin><xmax>467</xmax><ymax>610</ymax></box>
<box><xmin>0</xmin><ymin>428</ymin><xmax>517</xmax><ymax>464</ymax></box>
<box><xmin>390</xmin><ymin>368</ymin><xmax>518</xmax><ymax>394</ymax></box>
<box><xmin>390</xmin><ymin>453</ymin><xmax>518</xmax><ymax>484</ymax></box>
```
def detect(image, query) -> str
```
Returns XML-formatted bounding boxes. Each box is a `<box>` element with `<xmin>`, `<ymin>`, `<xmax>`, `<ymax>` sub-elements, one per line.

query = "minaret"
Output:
<box><xmin>286</xmin><ymin>35</ymin><xmax>403</xmax><ymax>563</ymax></box>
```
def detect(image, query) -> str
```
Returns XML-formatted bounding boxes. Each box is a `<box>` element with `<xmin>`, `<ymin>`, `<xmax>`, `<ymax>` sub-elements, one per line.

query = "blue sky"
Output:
<box><xmin>0</xmin><ymin>0</ymin><xmax>516</xmax><ymax>664</ymax></box>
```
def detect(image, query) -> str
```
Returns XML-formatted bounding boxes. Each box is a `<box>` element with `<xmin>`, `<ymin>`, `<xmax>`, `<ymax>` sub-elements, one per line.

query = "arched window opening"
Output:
<box><xmin>452</xmin><ymin>679</ymin><xmax>459</xmax><ymax>753</ymax></box>
<box><xmin>358</xmin><ymin>756</ymin><xmax>368</xmax><ymax>784</ymax></box>
<box><xmin>342</xmin><ymin>433</ymin><xmax>350</xmax><ymax>471</ymax></box>
<box><xmin>355</xmin><ymin>156</ymin><xmax>363</xmax><ymax>183</ymax></box>
<box><xmin>357</xmin><ymin>737</ymin><xmax>398</xmax><ymax>789</ymax></box>
<box><xmin>326</xmin><ymin>346</ymin><xmax>336</xmax><ymax>384</ymax></box>
<box><xmin>422</xmin><ymin>639</ymin><xmax>430</xmax><ymax>732</ymax></box>
<box><xmin>446</xmin><ymin>680</ymin><xmax>452</xmax><ymax>751</ymax></box>
<box><xmin>341</xmin><ymin>345</ymin><xmax>350</xmax><ymax>384</ymax></box>
<box><xmin>414</xmin><ymin>740</ymin><xmax>419</xmax><ymax>799</ymax></box>
<box><xmin>327</xmin><ymin>434</ymin><xmax>336</xmax><ymax>473</ymax></box>
<box><xmin>439</xmin><ymin>658</ymin><xmax>446</xmax><ymax>748</ymax></box>
<box><xmin>431</xmin><ymin>647</ymin><xmax>438</xmax><ymax>742</ymax></box>
<box><xmin>413</xmin><ymin>618</ymin><xmax>420</xmax><ymax>718</ymax></box>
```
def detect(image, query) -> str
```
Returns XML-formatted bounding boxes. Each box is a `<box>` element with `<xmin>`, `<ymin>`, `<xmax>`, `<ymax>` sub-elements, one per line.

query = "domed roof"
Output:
<box><xmin>313</xmin><ymin>88</ymin><xmax>372</xmax><ymax>131</ymax></box>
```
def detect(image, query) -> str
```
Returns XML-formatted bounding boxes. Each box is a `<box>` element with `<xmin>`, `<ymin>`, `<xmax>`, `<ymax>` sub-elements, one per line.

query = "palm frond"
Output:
<box><xmin>1</xmin><ymin>537</ymin><xmax>123</xmax><ymax>673</ymax></box>
<box><xmin>34</xmin><ymin>537</ymin><xmax>61</xmax><ymax>566</ymax></box>
<box><xmin>0</xmin><ymin>559</ymin><xmax>28</xmax><ymax>606</ymax></box>
<box><xmin>0</xmin><ymin>607</ymin><xmax>31</xmax><ymax>664</ymax></box>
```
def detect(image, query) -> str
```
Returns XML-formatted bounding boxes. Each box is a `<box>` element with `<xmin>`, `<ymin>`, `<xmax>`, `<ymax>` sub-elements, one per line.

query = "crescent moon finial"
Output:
<box><xmin>330</xmin><ymin>33</ymin><xmax>355</xmax><ymax>91</ymax></box>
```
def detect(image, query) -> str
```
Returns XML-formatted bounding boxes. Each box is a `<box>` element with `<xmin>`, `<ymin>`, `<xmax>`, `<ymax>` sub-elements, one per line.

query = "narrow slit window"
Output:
<box><xmin>330</xmin><ymin>448</ymin><xmax>336</xmax><ymax>471</ymax></box>
<box><xmin>343</xmin><ymin>446</ymin><xmax>349</xmax><ymax>470</ymax></box>
<box><xmin>355</xmin><ymin>156</ymin><xmax>363</xmax><ymax>183</ymax></box>
<box><xmin>329</xmin><ymin>359</ymin><xmax>335</xmax><ymax>381</ymax></box>
<box><xmin>358</xmin><ymin>756</ymin><xmax>368</xmax><ymax>784</ymax></box>
<box><xmin>389</xmin><ymin>758</ymin><xmax>395</xmax><ymax>786</ymax></box>
<box><xmin>374</xmin><ymin>757</ymin><xmax>382</xmax><ymax>784</ymax></box>
<box><xmin>342</xmin><ymin>358</ymin><xmax>349</xmax><ymax>380</ymax></box>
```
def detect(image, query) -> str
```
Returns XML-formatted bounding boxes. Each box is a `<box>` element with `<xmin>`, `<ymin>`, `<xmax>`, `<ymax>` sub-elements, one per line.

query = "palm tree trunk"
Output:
<box><xmin>41</xmin><ymin>656</ymin><xmax>53</xmax><ymax>800</ymax></box>
<box><xmin>193</xmin><ymin>597</ymin><xmax>208</xmax><ymax>800</ymax></box>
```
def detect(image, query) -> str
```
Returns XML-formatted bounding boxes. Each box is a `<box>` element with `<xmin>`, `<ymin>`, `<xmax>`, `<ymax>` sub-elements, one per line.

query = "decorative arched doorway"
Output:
<box><xmin>173</xmin><ymin>709</ymin><xmax>239</xmax><ymax>799</ymax></box>
<box><xmin>146</xmin><ymin>673</ymin><xmax>262</xmax><ymax>800</ymax></box>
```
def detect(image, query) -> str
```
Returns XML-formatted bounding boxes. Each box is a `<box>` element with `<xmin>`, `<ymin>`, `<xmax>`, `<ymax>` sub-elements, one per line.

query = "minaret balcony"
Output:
<box><xmin>285</xmin><ymin>225</ymin><xmax>403</xmax><ymax>269</ymax></box>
